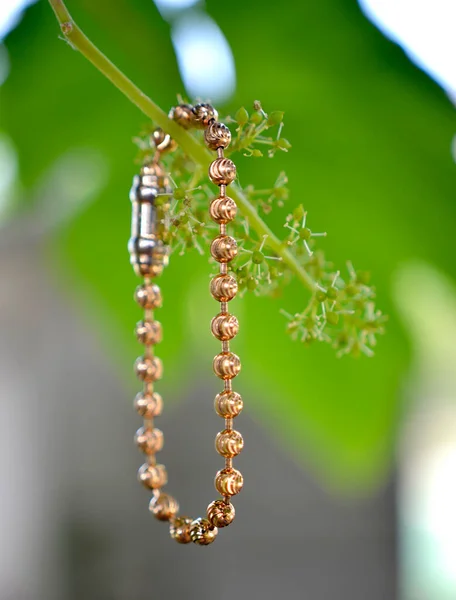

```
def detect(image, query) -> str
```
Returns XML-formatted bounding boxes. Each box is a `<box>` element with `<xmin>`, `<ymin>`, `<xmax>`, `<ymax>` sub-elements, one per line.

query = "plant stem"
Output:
<box><xmin>48</xmin><ymin>0</ymin><xmax>315</xmax><ymax>292</ymax></box>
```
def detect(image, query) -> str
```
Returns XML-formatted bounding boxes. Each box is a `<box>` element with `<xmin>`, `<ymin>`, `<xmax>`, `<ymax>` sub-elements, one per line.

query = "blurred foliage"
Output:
<box><xmin>138</xmin><ymin>105</ymin><xmax>386</xmax><ymax>356</ymax></box>
<box><xmin>1</xmin><ymin>0</ymin><xmax>455</xmax><ymax>489</ymax></box>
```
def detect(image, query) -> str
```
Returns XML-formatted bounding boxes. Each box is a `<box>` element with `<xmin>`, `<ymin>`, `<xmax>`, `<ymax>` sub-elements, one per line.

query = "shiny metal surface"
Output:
<box><xmin>128</xmin><ymin>163</ymin><xmax>170</xmax><ymax>278</ymax></box>
<box><xmin>131</xmin><ymin>109</ymin><xmax>244</xmax><ymax>545</ymax></box>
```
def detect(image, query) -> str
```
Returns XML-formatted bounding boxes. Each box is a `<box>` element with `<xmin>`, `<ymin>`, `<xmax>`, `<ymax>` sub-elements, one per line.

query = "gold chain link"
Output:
<box><xmin>130</xmin><ymin>104</ymin><xmax>243</xmax><ymax>546</ymax></box>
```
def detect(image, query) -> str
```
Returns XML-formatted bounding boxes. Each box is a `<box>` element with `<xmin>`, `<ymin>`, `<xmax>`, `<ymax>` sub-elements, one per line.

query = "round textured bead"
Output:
<box><xmin>209</xmin><ymin>197</ymin><xmax>237</xmax><ymax>224</ymax></box>
<box><xmin>134</xmin><ymin>392</ymin><xmax>163</xmax><ymax>418</ymax></box>
<box><xmin>134</xmin><ymin>284</ymin><xmax>162</xmax><ymax>309</ymax></box>
<box><xmin>190</xmin><ymin>518</ymin><xmax>218</xmax><ymax>545</ymax></box>
<box><xmin>215</xmin><ymin>468</ymin><xmax>244</xmax><ymax>496</ymax></box>
<box><xmin>214</xmin><ymin>391</ymin><xmax>243</xmax><ymax>418</ymax></box>
<box><xmin>138</xmin><ymin>463</ymin><xmax>167</xmax><ymax>490</ymax></box>
<box><xmin>152</xmin><ymin>128</ymin><xmax>177</xmax><ymax>154</ymax></box>
<box><xmin>140</xmin><ymin>162</ymin><xmax>167</xmax><ymax>180</ymax></box>
<box><xmin>210</xmin><ymin>235</ymin><xmax>238</xmax><ymax>263</ymax></box>
<box><xmin>149</xmin><ymin>493</ymin><xmax>179</xmax><ymax>521</ymax></box>
<box><xmin>170</xmin><ymin>516</ymin><xmax>193</xmax><ymax>544</ymax></box>
<box><xmin>213</xmin><ymin>352</ymin><xmax>241</xmax><ymax>380</ymax></box>
<box><xmin>135</xmin><ymin>357</ymin><xmax>163</xmax><ymax>382</ymax></box>
<box><xmin>169</xmin><ymin>104</ymin><xmax>194</xmax><ymax>129</ymax></box>
<box><xmin>209</xmin><ymin>158</ymin><xmax>236</xmax><ymax>186</ymax></box>
<box><xmin>135</xmin><ymin>320</ymin><xmax>162</xmax><ymax>345</ymax></box>
<box><xmin>135</xmin><ymin>427</ymin><xmax>164</xmax><ymax>454</ymax></box>
<box><xmin>207</xmin><ymin>500</ymin><xmax>235</xmax><ymax>528</ymax></box>
<box><xmin>211</xmin><ymin>313</ymin><xmax>239</xmax><ymax>341</ymax></box>
<box><xmin>204</xmin><ymin>121</ymin><xmax>231</xmax><ymax>150</ymax></box>
<box><xmin>192</xmin><ymin>103</ymin><xmax>218</xmax><ymax>127</ymax></box>
<box><xmin>210</xmin><ymin>274</ymin><xmax>238</xmax><ymax>302</ymax></box>
<box><xmin>215</xmin><ymin>429</ymin><xmax>244</xmax><ymax>458</ymax></box>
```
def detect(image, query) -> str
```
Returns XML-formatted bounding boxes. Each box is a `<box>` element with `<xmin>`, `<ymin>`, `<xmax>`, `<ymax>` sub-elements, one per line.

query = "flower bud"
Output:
<box><xmin>276</xmin><ymin>138</ymin><xmax>292</xmax><ymax>150</ymax></box>
<box><xmin>235</xmin><ymin>107</ymin><xmax>249</xmax><ymax>126</ymax></box>
<box><xmin>267</xmin><ymin>111</ymin><xmax>284</xmax><ymax>126</ymax></box>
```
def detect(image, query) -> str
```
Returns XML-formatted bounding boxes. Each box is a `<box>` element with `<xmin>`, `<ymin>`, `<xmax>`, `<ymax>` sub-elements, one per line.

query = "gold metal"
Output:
<box><xmin>215</xmin><ymin>468</ymin><xmax>244</xmax><ymax>496</ymax></box>
<box><xmin>137</xmin><ymin>463</ymin><xmax>168</xmax><ymax>490</ymax></box>
<box><xmin>210</xmin><ymin>274</ymin><xmax>238</xmax><ymax>302</ymax></box>
<box><xmin>208</xmin><ymin>158</ymin><xmax>236</xmax><ymax>186</ymax></box>
<box><xmin>211</xmin><ymin>313</ymin><xmax>239</xmax><ymax>341</ymax></box>
<box><xmin>170</xmin><ymin>516</ymin><xmax>193</xmax><ymax>544</ymax></box>
<box><xmin>135</xmin><ymin>426</ymin><xmax>164</xmax><ymax>454</ymax></box>
<box><xmin>209</xmin><ymin>197</ymin><xmax>237</xmax><ymax>224</ymax></box>
<box><xmin>204</xmin><ymin>121</ymin><xmax>231</xmax><ymax>150</ymax></box>
<box><xmin>134</xmin><ymin>283</ymin><xmax>162</xmax><ymax>309</ymax></box>
<box><xmin>131</xmin><ymin>103</ymin><xmax>244</xmax><ymax>546</ymax></box>
<box><xmin>207</xmin><ymin>500</ymin><xmax>235</xmax><ymax>528</ymax></box>
<box><xmin>210</xmin><ymin>234</ymin><xmax>238</xmax><ymax>263</ymax></box>
<box><xmin>151</xmin><ymin>128</ymin><xmax>177</xmax><ymax>154</ymax></box>
<box><xmin>149</xmin><ymin>493</ymin><xmax>179</xmax><ymax>521</ymax></box>
<box><xmin>214</xmin><ymin>391</ymin><xmax>243</xmax><ymax>418</ymax></box>
<box><xmin>168</xmin><ymin>104</ymin><xmax>194</xmax><ymax>129</ymax></box>
<box><xmin>134</xmin><ymin>392</ymin><xmax>163</xmax><ymax>418</ymax></box>
<box><xmin>213</xmin><ymin>352</ymin><xmax>241</xmax><ymax>380</ymax></box>
<box><xmin>134</xmin><ymin>356</ymin><xmax>163</xmax><ymax>382</ymax></box>
<box><xmin>135</xmin><ymin>320</ymin><xmax>162</xmax><ymax>345</ymax></box>
<box><xmin>192</xmin><ymin>103</ymin><xmax>218</xmax><ymax>127</ymax></box>
<box><xmin>190</xmin><ymin>518</ymin><xmax>218</xmax><ymax>545</ymax></box>
<box><xmin>215</xmin><ymin>429</ymin><xmax>244</xmax><ymax>458</ymax></box>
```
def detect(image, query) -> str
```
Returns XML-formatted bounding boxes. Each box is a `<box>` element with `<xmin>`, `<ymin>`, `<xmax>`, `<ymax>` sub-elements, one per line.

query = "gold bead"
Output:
<box><xmin>209</xmin><ymin>158</ymin><xmax>236</xmax><ymax>186</ymax></box>
<box><xmin>140</xmin><ymin>162</ymin><xmax>167</xmax><ymax>180</ymax></box>
<box><xmin>135</xmin><ymin>426</ymin><xmax>164</xmax><ymax>454</ymax></box>
<box><xmin>190</xmin><ymin>518</ymin><xmax>218</xmax><ymax>545</ymax></box>
<box><xmin>169</xmin><ymin>104</ymin><xmax>195</xmax><ymax>129</ymax></box>
<box><xmin>149</xmin><ymin>493</ymin><xmax>179</xmax><ymax>521</ymax></box>
<box><xmin>134</xmin><ymin>392</ymin><xmax>163</xmax><ymax>418</ymax></box>
<box><xmin>204</xmin><ymin>121</ymin><xmax>231</xmax><ymax>150</ymax></box>
<box><xmin>215</xmin><ymin>468</ymin><xmax>244</xmax><ymax>496</ymax></box>
<box><xmin>134</xmin><ymin>356</ymin><xmax>163</xmax><ymax>382</ymax></box>
<box><xmin>209</xmin><ymin>197</ymin><xmax>237</xmax><ymax>224</ymax></box>
<box><xmin>213</xmin><ymin>352</ymin><xmax>241</xmax><ymax>380</ymax></box>
<box><xmin>210</xmin><ymin>274</ymin><xmax>238</xmax><ymax>302</ymax></box>
<box><xmin>211</xmin><ymin>313</ymin><xmax>239</xmax><ymax>341</ymax></box>
<box><xmin>134</xmin><ymin>283</ymin><xmax>162</xmax><ymax>309</ymax></box>
<box><xmin>210</xmin><ymin>235</ymin><xmax>238</xmax><ymax>263</ymax></box>
<box><xmin>215</xmin><ymin>429</ymin><xmax>244</xmax><ymax>458</ymax></box>
<box><xmin>135</xmin><ymin>320</ymin><xmax>162</xmax><ymax>345</ymax></box>
<box><xmin>214</xmin><ymin>391</ymin><xmax>243</xmax><ymax>418</ymax></box>
<box><xmin>130</xmin><ymin>251</ymin><xmax>167</xmax><ymax>279</ymax></box>
<box><xmin>192</xmin><ymin>103</ymin><xmax>218</xmax><ymax>127</ymax></box>
<box><xmin>151</xmin><ymin>128</ymin><xmax>177</xmax><ymax>153</ymax></box>
<box><xmin>137</xmin><ymin>463</ymin><xmax>168</xmax><ymax>490</ymax></box>
<box><xmin>207</xmin><ymin>500</ymin><xmax>235</xmax><ymax>528</ymax></box>
<box><xmin>170</xmin><ymin>516</ymin><xmax>193</xmax><ymax>544</ymax></box>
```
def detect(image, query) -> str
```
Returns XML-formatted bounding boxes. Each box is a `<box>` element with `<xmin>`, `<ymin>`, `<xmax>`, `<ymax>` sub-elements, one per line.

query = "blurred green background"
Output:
<box><xmin>1</xmin><ymin>1</ymin><xmax>456</xmax><ymax>598</ymax></box>
<box><xmin>1</xmin><ymin>0</ymin><xmax>455</xmax><ymax>488</ymax></box>
<box><xmin>0</xmin><ymin>0</ymin><xmax>455</xmax><ymax>488</ymax></box>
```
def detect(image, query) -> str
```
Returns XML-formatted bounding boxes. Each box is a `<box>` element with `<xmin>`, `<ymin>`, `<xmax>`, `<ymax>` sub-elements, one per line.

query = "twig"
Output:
<box><xmin>47</xmin><ymin>0</ymin><xmax>315</xmax><ymax>292</ymax></box>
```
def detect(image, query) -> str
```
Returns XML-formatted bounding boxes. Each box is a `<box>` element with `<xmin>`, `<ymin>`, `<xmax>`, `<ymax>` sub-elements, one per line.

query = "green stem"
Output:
<box><xmin>48</xmin><ymin>0</ymin><xmax>315</xmax><ymax>292</ymax></box>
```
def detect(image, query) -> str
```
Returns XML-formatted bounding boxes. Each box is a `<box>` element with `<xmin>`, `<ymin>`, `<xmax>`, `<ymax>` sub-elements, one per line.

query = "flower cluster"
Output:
<box><xmin>225</xmin><ymin>100</ymin><xmax>292</xmax><ymax>158</ymax></box>
<box><xmin>281</xmin><ymin>261</ymin><xmax>387</xmax><ymax>357</ymax></box>
<box><xmin>244</xmin><ymin>171</ymin><xmax>289</xmax><ymax>215</ymax></box>
<box><xmin>233</xmin><ymin>234</ymin><xmax>286</xmax><ymax>296</ymax></box>
<box><xmin>135</xmin><ymin>101</ymin><xmax>386</xmax><ymax>357</ymax></box>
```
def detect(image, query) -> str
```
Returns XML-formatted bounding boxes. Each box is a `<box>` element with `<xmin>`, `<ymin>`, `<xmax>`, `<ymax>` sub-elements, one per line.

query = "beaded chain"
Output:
<box><xmin>128</xmin><ymin>103</ymin><xmax>243</xmax><ymax>546</ymax></box>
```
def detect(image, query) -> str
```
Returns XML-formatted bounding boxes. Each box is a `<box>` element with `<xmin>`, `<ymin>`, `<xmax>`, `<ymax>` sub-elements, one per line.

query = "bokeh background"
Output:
<box><xmin>0</xmin><ymin>0</ymin><xmax>455</xmax><ymax>599</ymax></box>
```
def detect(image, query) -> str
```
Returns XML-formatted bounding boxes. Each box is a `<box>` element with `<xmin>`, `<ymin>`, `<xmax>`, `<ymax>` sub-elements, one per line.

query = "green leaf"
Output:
<box><xmin>2</xmin><ymin>0</ymin><xmax>455</xmax><ymax>490</ymax></box>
